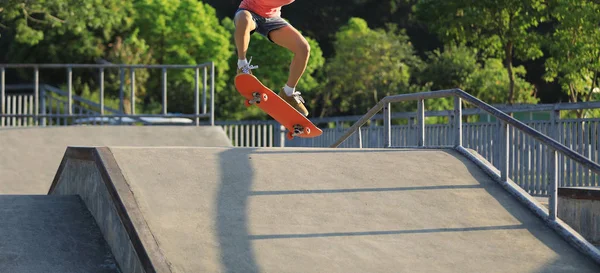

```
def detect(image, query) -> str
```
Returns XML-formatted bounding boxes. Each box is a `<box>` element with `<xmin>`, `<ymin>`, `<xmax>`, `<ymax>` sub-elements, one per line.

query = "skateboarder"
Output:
<box><xmin>233</xmin><ymin>0</ymin><xmax>310</xmax><ymax>116</ymax></box>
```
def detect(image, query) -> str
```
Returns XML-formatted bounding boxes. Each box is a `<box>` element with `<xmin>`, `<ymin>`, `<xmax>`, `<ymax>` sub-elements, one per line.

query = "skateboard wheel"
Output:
<box><xmin>262</xmin><ymin>93</ymin><xmax>268</xmax><ymax>102</ymax></box>
<box><xmin>286</xmin><ymin>131</ymin><xmax>294</xmax><ymax>140</ymax></box>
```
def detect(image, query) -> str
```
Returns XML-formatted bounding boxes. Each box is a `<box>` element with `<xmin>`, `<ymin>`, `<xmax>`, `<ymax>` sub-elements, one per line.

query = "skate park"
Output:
<box><xmin>2</xmin><ymin>76</ymin><xmax>600</xmax><ymax>272</ymax></box>
<box><xmin>2</xmin><ymin>1</ymin><xmax>600</xmax><ymax>270</ymax></box>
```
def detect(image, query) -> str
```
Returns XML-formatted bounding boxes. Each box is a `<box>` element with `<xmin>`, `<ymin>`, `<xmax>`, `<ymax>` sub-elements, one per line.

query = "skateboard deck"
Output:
<box><xmin>234</xmin><ymin>74</ymin><xmax>323</xmax><ymax>140</ymax></box>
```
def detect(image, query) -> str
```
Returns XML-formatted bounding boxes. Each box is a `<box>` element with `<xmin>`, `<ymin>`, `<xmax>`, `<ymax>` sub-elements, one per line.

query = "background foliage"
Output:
<box><xmin>1</xmin><ymin>0</ymin><xmax>598</xmax><ymax>120</ymax></box>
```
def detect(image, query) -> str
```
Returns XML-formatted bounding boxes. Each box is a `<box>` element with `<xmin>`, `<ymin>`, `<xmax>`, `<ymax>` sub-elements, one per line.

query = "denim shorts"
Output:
<box><xmin>235</xmin><ymin>8</ymin><xmax>290</xmax><ymax>43</ymax></box>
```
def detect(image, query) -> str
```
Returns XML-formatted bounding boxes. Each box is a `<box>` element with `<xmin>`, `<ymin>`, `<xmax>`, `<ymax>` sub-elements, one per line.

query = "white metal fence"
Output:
<box><xmin>2</xmin><ymin>94</ymin><xmax>35</xmax><ymax>127</ymax></box>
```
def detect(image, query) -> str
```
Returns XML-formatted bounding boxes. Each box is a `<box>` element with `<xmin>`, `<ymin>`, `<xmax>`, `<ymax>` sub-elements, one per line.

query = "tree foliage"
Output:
<box><xmin>543</xmin><ymin>0</ymin><xmax>600</xmax><ymax>117</ymax></box>
<box><xmin>131</xmin><ymin>0</ymin><xmax>232</xmax><ymax>114</ymax></box>
<box><xmin>0</xmin><ymin>0</ymin><xmax>134</xmax><ymax>63</ymax></box>
<box><xmin>415</xmin><ymin>0</ymin><xmax>546</xmax><ymax>104</ymax></box>
<box><xmin>2</xmin><ymin>0</ymin><xmax>599</xmax><ymax>120</ymax></box>
<box><xmin>319</xmin><ymin>18</ymin><xmax>422</xmax><ymax>117</ymax></box>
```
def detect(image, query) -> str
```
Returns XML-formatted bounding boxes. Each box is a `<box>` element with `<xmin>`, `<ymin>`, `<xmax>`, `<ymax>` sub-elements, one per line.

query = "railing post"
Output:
<box><xmin>119</xmin><ymin>68</ymin><xmax>124</xmax><ymax>114</ymax></box>
<box><xmin>500</xmin><ymin>121</ymin><xmax>510</xmax><ymax>182</ymax></box>
<box><xmin>454</xmin><ymin>96</ymin><xmax>462</xmax><ymax>147</ymax></box>
<box><xmin>195</xmin><ymin>67</ymin><xmax>200</xmax><ymax>126</ymax></box>
<box><xmin>551</xmin><ymin>109</ymin><xmax>560</xmax><ymax>141</ymax></box>
<box><xmin>0</xmin><ymin>67</ymin><xmax>4</xmax><ymax>127</ymax></box>
<box><xmin>203</xmin><ymin>66</ymin><xmax>207</xmax><ymax>114</ymax></box>
<box><xmin>40</xmin><ymin>85</ymin><xmax>46</xmax><ymax>126</ymax></box>
<box><xmin>357</xmin><ymin>126</ymin><xmax>363</xmax><ymax>148</ymax></box>
<box><xmin>280</xmin><ymin>125</ymin><xmax>285</xmax><ymax>147</ymax></box>
<box><xmin>162</xmin><ymin>67</ymin><xmax>167</xmax><ymax>115</ymax></box>
<box><xmin>34</xmin><ymin>67</ymin><xmax>39</xmax><ymax>126</ymax></box>
<box><xmin>417</xmin><ymin>99</ymin><xmax>425</xmax><ymax>147</ymax></box>
<box><xmin>210</xmin><ymin>62</ymin><xmax>215</xmax><ymax>126</ymax></box>
<box><xmin>99</xmin><ymin>68</ymin><xmax>104</xmax><ymax>116</ymax></box>
<box><xmin>130</xmin><ymin>68</ymin><xmax>135</xmax><ymax>115</ymax></box>
<box><xmin>383</xmin><ymin>102</ymin><xmax>391</xmax><ymax>148</ymax></box>
<box><xmin>67</xmin><ymin>66</ymin><xmax>72</xmax><ymax>116</ymax></box>
<box><xmin>115</xmin><ymin>67</ymin><xmax>123</xmax><ymax>124</ymax></box>
<box><xmin>548</xmin><ymin>148</ymin><xmax>559</xmax><ymax>221</ymax></box>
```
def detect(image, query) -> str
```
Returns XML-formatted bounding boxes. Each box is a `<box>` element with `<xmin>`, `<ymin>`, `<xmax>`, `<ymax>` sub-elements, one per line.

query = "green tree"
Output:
<box><xmin>132</xmin><ymin>0</ymin><xmax>233</xmax><ymax>114</ymax></box>
<box><xmin>417</xmin><ymin>44</ymin><xmax>537</xmax><ymax>104</ymax></box>
<box><xmin>217</xmin><ymin>17</ymin><xmax>325</xmax><ymax>120</ymax></box>
<box><xmin>414</xmin><ymin>44</ymin><xmax>536</xmax><ymax>124</ymax></box>
<box><xmin>417</xmin><ymin>44</ymin><xmax>479</xmax><ymax>91</ymax></box>
<box><xmin>466</xmin><ymin>59</ymin><xmax>538</xmax><ymax>105</ymax></box>
<box><xmin>415</xmin><ymin>0</ymin><xmax>547</xmax><ymax>104</ymax></box>
<box><xmin>0</xmin><ymin>0</ymin><xmax>134</xmax><ymax>63</ymax></box>
<box><xmin>543</xmin><ymin>0</ymin><xmax>600</xmax><ymax>118</ymax></box>
<box><xmin>321</xmin><ymin>17</ymin><xmax>423</xmax><ymax>117</ymax></box>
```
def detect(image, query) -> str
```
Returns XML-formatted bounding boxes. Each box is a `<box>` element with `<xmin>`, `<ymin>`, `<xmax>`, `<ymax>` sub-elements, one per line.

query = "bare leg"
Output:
<box><xmin>268</xmin><ymin>25</ymin><xmax>311</xmax><ymax>88</ymax></box>
<box><xmin>234</xmin><ymin>11</ymin><xmax>257</xmax><ymax>60</ymax></box>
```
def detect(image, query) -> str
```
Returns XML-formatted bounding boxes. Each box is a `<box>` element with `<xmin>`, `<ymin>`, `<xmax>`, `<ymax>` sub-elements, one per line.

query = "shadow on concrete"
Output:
<box><xmin>250</xmin><ymin>224</ymin><xmax>525</xmax><ymax>240</ymax></box>
<box><xmin>250</xmin><ymin>184</ymin><xmax>483</xmax><ymax>195</ymax></box>
<box><xmin>217</xmin><ymin>148</ymin><xmax>259</xmax><ymax>273</ymax></box>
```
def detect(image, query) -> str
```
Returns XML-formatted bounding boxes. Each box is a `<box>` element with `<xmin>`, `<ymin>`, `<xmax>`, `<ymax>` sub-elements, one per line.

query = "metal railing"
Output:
<box><xmin>331</xmin><ymin>89</ymin><xmax>600</xmax><ymax>218</ymax></box>
<box><xmin>1</xmin><ymin>63</ymin><xmax>216</xmax><ymax>126</ymax></box>
<box><xmin>330</xmin><ymin>88</ymin><xmax>600</xmax><ymax>263</ymax></box>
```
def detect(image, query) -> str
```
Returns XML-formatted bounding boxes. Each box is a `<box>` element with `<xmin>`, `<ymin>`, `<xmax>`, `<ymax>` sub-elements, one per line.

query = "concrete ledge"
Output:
<box><xmin>48</xmin><ymin>147</ymin><xmax>171</xmax><ymax>273</ymax></box>
<box><xmin>559</xmin><ymin>187</ymin><xmax>600</xmax><ymax>245</ymax></box>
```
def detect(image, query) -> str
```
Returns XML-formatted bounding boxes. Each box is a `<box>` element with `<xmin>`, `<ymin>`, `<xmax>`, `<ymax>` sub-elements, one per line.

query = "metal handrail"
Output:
<box><xmin>330</xmin><ymin>89</ymin><xmax>454</xmax><ymax>148</ymax></box>
<box><xmin>455</xmin><ymin>90</ymin><xmax>600</xmax><ymax>174</ymax></box>
<box><xmin>330</xmin><ymin>88</ymin><xmax>600</xmax><ymax>264</ymax></box>
<box><xmin>309</xmin><ymin>100</ymin><xmax>600</xmax><ymax>124</ymax></box>
<box><xmin>330</xmin><ymin>88</ymin><xmax>600</xmax><ymax>218</ymax></box>
<box><xmin>331</xmin><ymin>89</ymin><xmax>600</xmax><ymax>173</ymax></box>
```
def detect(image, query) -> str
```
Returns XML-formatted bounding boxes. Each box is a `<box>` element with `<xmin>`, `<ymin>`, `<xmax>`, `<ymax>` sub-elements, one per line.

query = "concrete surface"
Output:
<box><xmin>100</xmin><ymin>146</ymin><xmax>600</xmax><ymax>273</ymax></box>
<box><xmin>0</xmin><ymin>195</ymin><xmax>120</xmax><ymax>273</ymax></box>
<box><xmin>0</xmin><ymin>126</ymin><xmax>231</xmax><ymax>194</ymax></box>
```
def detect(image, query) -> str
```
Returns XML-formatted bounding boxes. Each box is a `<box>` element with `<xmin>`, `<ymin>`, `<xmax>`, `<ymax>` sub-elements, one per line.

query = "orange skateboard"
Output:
<box><xmin>234</xmin><ymin>74</ymin><xmax>323</xmax><ymax>140</ymax></box>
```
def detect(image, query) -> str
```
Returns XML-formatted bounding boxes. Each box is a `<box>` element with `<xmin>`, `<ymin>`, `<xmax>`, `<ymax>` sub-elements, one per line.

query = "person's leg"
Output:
<box><xmin>234</xmin><ymin>10</ymin><xmax>258</xmax><ymax>74</ymax></box>
<box><xmin>268</xmin><ymin>25</ymin><xmax>311</xmax><ymax>91</ymax></box>
<box><xmin>268</xmin><ymin>25</ymin><xmax>311</xmax><ymax>116</ymax></box>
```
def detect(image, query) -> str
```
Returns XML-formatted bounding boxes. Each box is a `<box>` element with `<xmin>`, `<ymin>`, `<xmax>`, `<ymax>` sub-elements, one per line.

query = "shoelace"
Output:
<box><xmin>241</xmin><ymin>56</ymin><xmax>259</xmax><ymax>73</ymax></box>
<box><xmin>291</xmin><ymin>91</ymin><xmax>305</xmax><ymax>103</ymax></box>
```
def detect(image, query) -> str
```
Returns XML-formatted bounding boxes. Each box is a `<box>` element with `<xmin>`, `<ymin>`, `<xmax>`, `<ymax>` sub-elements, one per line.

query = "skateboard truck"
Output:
<box><xmin>245</xmin><ymin>92</ymin><xmax>269</xmax><ymax>107</ymax></box>
<box><xmin>286</xmin><ymin>124</ymin><xmax>311</xmax><ymax>140</ymax></box>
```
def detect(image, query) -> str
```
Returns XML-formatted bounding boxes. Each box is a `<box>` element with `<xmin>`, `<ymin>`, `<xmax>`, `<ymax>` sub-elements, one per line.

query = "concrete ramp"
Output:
<box><xmin>0</xmin><ymin>126</ymin><xmax>231</xmax><ymax>194</ymax></box>
<box><xmin>48</xmin><ymin>146</ymin><xmax>600</xmax><ymax>273</ymax></box>
<box><xmin>0</xmin><ymin>195</ymin><xmax>120</xmax><ymax>272</ymax></box>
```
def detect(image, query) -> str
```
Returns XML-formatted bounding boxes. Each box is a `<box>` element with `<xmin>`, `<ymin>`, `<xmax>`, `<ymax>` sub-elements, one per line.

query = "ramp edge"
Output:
<box><xmin>455</xmin><ymin>145</ymin><xmax>600</xmax><ymax>266</ymax></box>
<box><xmin>49</xmin><ymin>146</ymin><xmax>172</xmax><ymax>273</ymax></box>
<box><xmin>95</xmin><ymin>147</ymin><xmax>172</xmax><ymax>273</ymax></box>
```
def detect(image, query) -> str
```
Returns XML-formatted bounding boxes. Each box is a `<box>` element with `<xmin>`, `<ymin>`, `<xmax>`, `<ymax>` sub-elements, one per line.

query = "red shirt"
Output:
<box><xmin>239</xmin><ymin>0</ymin><xmax>295</xmax><ymax>18</ymax></box>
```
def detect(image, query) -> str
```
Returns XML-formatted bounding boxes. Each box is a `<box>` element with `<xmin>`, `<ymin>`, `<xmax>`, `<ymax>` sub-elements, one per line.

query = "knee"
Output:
<box><xmin>296</xmin><ymin>40</ymin><xmax>311</xmax><ymax>58</ymax></box>
<box><xmin>234</xmin><ymin>11</ymin><xmax>253</xmax><ymax>29</ymax></box>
